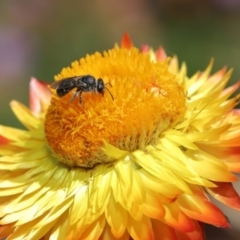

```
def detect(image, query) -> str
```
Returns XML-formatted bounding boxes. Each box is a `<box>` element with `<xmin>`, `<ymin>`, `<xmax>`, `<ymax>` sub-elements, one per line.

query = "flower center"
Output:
<box><xmin>44</xmin><ymin>47</ymin><xmax>186</xmax><ymax>168</ymax></box>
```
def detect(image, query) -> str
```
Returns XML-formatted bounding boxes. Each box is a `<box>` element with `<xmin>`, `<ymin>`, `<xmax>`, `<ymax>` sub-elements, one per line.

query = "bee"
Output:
<box><xmin>50</xmin><ymin>75</ymin><xmax>114</xmax><ymax>103</ymax></box>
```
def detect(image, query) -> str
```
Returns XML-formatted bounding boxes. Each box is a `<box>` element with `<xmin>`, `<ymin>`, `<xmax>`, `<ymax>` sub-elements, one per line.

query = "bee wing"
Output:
<box><xmin>50</xmin><ymin>81</ymin><xmax>62</xmax><ymax>89</ymax></box>
<box><xmin>50</xmin><ymin>76</ymin><xmax>79</xmax><ymax>89</ymax></box>
<box><xmin>50</xmin><ymin>77</ymin><xmax>81</xmax><ymax>97</ymax></box>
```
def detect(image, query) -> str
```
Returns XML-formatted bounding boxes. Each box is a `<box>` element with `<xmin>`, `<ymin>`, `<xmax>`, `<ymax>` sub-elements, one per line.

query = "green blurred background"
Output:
<box><xmin>0</xmin><ymin>0</ymin><xmax>240</xmax><ymax>239</ymax></box>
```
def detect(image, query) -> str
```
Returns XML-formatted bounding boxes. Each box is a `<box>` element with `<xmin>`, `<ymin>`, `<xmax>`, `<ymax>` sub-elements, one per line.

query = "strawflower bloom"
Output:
<box><xmin>0</xmin><ymin>34</ymin><xmax>240</xmax><ymax>240</ymax></box>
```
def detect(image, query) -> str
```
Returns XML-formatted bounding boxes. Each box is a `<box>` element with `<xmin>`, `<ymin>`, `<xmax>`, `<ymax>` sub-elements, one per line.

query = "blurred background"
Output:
<box><xmin>0</xmin><ymin>0</ymin><xmax>240</xmax><ymax>239</ymax></box>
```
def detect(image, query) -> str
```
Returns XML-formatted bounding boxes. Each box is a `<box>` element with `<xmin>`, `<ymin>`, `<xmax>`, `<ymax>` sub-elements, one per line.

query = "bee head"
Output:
<box><xmin>96</xmin><ymin>78</ymin><xmax>105</xmax><ymax>95</ymax></box>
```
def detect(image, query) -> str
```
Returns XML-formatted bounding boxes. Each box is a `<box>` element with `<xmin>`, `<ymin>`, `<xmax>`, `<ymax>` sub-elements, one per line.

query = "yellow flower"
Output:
<box><xmin>0</xmin><ymin>34</ymin><xmax>240</xmax><ymax>240</ymax></box>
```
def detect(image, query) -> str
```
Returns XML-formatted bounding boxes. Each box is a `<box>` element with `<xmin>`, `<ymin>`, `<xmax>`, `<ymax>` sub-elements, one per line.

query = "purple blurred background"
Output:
<box><xmin>0</xmin><ymin>0</ymin><xmax>240</xmax><ymax>239</ymax></box>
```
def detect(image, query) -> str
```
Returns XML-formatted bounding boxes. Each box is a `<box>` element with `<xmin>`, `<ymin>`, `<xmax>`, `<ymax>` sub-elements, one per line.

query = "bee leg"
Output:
<box><xmin>79</xmin><ymin>91</ymin><xmax>83</xmax><ymax>104</ymax></box>
<box><xmin>69</xmin><ymin>91</ymin><xmax>78</xmax><ymax>103</ymax></box>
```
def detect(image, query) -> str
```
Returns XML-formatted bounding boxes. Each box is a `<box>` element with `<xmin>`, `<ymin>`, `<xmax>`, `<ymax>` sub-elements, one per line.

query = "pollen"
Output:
<box><xmin>44</xmin><ymin>47</ymin><xmax>186</xmax><ymax>167</ymax></box>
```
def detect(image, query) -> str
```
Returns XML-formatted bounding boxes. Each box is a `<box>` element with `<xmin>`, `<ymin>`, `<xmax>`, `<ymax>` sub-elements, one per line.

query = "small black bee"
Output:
<box><xmin>50</xmin><ymin>75</ymin><xmax>114</xmax><ymax>103</ymax></box>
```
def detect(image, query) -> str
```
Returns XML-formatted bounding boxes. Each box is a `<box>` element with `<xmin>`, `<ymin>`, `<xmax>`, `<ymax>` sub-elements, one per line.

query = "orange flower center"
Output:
<box><xmin>44</xmin><ymin>47</ymin><xmax>186</xmax><ymax>167</ymax></box>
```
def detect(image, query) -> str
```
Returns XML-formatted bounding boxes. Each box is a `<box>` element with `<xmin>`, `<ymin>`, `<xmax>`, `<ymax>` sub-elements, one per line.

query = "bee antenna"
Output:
<box><xmin>105</xmin><ymin>87</ymin><xmax>114</xmax><ymax>101</ymax></box>
<box><xmin>105</xmin><ymin>82</ymin><xmax>112</xmax><ymax>87</ymax></box>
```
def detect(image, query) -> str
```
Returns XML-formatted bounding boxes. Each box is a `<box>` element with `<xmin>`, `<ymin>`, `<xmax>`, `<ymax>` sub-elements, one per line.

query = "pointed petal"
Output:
<box><xmin>99</xmin><ymin>224</ymin><xmax>130</xmax><ymax>240</ymax></box>
<box><xmin>140</xmin><ymin>44</ymin><xmax>150</xmax><ymax>53</ymax></box>
<box><xmin>8</xmin><ymin>212</ymin><xmax>57</xmax><ymax>240</ymax></box>
<box><xmin>188</xmin><ymin>185</ymin><xmax>209</xmax><ymax>201</ymax></box>
<box><xmin>10</xmin><ymin>101</ymin><xmax>40</xmax><ymax>130</ymax></box>
<box><xmin>42</xmin><ymin>198</ymin><xmax>74</xmax><ymax>226</ymax></box>
<box><xmin>186</xmin><ymin>149</ymin><xmax>238</xmax><ymax>182</ymax></box>
<box><xmin>127</xmin><ymin>214</ymin><xmax>154</xmax><ymax>240</ymax></box>
<box><xmin>208</xmin><ymin>67</ymin><xmax>227</xmax><ymax>85</ymax></box>
<box><xmin>152</xmin><ymin>219</ymin><xmax>177</xmax><ymax>240</ymax></box>
<box><xmin>0</xmin><ymin>125</ymin><xmax>30</xmax><ymax>142</ymax></box>
<box><xmin>162</xmin><ymin>202</ymin><xmax>195</xmax><ymax>232</ymax></box>
<box><xmin>105</xmin><ymin>195</ymin><xmax>127</xmax><ymax>238</ymax></box>
<box><xmin>80</xmin><ymin>214</ymin><xmax>106</xmax><ymax>240</ymax></box>
<box><xmin>103</xmin><ymin>141</ymin><xmax>129</xmax><ymax>160</ymax></box>
<box><xmin>175</xmin><ymin>220</ymin><xmax>204</xmax><ymax>240</ymax></box>
<box><xmin>44</xmin><ymin>210</ymin><xmax>69</xmax><ymax>240</ymax></box>
<box><xmin>89</xmin><ymin>165</ymin><xmax>111</xmax><ymax>215</ymax></box>
<box><xmin>66</xmin><ymin>218</ymin><xmax>87</xmax><ymax>239</ymax></box>
<box><xmin>121</xmin><ymin>33</ymin><xmax>133</xmax><ymax>49</ymax></box>
<box><xmin>224</xmin><ymin>156</ymin><xmax>240</xmax><ymax>173</ymax></box>
<box><xmin>0</xmin><ymin>135</ymin><xmax>10</xmax><ymax>145</ymax></box>
<box><xmin>142</xmin><ymin>189</ymin><xmax>165</xmax><ymax>220</ymax></box>
<box><xmin>155</xmin><ymin>46</ymin><xmax>167</xmax><ymax>61</ymax></box>
<box><xmin>221</xmin><ymin>80</ymin><xmax>240</xmax><ymax>97</ymax></box>
<box><xmin>0</xmin><ymin>223</ymin><xmax>15</xmax><ymax>238</ymax></box>
<box><xmin>168</xmin><ymin>56</ymin><xmax>179</xmax><ymax>75</ymax></box>
<box><xmin>206</xmin><ymin>182</ymin><xmax>240</xmax><ymax>210</ymax></box>
<box><xmin>232</xmin><ymin>109</ymin><xmax>240</xmax><ymax>116</ymax></box>
<box><xmin>220</xmin><ymin>146</ymin><xmax>240</xmax><ymax>172</ymax></box>
<box><xmin>69</xmin><ymin>185</ymin><xmax>88</xmax><ymax>225</ymax></box>
<box><xmin>178</xmin><ymin>194</ymin><xmax>230</xmax><ymax>228</ymax></box>
<box><xmin>29</xmin><ymin>77</ymin><xmax>51</xmax><ymax>116</ymax></box>
<box><xmin>0</xmin><ymin>144</ymin><xmax>26</xmax><ymax>156</ymax></box>
<box><xmin>199</xmin><ymin>145</ymin><xmax>240</xmax><ymax>173</ymax></box>
<box><xmin>139</xmin><ymin>169</ymin><xmax>183</xmax><ymax>198</ymax></box>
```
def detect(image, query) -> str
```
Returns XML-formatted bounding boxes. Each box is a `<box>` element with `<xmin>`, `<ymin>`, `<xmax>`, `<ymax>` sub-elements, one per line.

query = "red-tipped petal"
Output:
<box><xmin>121</xmin><ymin>33</ymin><xmax>133</xmax><ymax>49</ymax></box>
<box><xmin>155</xmin><ymin>46</ymin><xmax>167</xmax><ymax>61</ymax></box>
<box><xmin>178</xmin><ymin>194</ymin><xmax>230</xmax><ymax>228</ymax></box>
<box><xmin>221</xmin><ymin>81</ymin><xmax>240</xmax><ymax>96</ymax></box>
<box><xmin>29</xmin><ymin>77</ymin><xmax>51</xmax><ymax>116</ymax></box>
<box><xmin>175</xmin><ymin>220</ymin><xmax>204</xmax><ymax>240</ymax></box>
<box><xmin>198</xmin><ymin>145</ymin><xmax>240</xmax><ymax>173</ymax></box>
<box><xmin>152</xmin><ymin>219</ymin><xmax>177</xmax><ymax>240</ymax></box>
<box><xmin>140</xmin><ymin>44</ymin><xmax>150</xmax><ymax>53</ymax></box>
<box><xmin>221</xmin><ymin>147</ymin><xmax>240</xmax><ymax>173</ymax></box>
<box><xmin>142</xmin><ymin>189</ymin><xmax>165</xmax><ymax>220</ymax></box>
<box><xmin>0</xmin><ymin>223</ymin><xmax>15</xmax><ymax>238</ymax></box>
<box><xmin>127</xmin><ymin>214</ymin><xmax>154</xmax><ymax>240</ymax></box>
<box><xmin>217</xmin><ymin>137</ymin><xmax>240</xmax><ymax>148</ymax></box>
<box><xmin>189</xmin><ymin>185</ymin><xmax>209</xmax><ymax>201</ymax></box>
<box><xmin>227</xmin><ymin>146</ymin><xmax>240</xmax><ymax>156</ymax></box>
<box><xmin>162</xmin><ymin>202</ymin><xmax>195</xmax><ymax>232</ymax></box>
<box><xmin>208</xmin><ymin>67</ymin><xmax>227</xmax><ymax>84</ymax></box>
<box><xmin>206</xmin><ymin>182</ymin><xmax>240</xmax><ymax>211</ymax></box>
<box><xmin>225</xmin><ymin>160</ymin><xmax>240</xmax><ymax>173</ymax></box>
<box><xmin>0</xmin><ymin>135</ymin><xmax>9</xmax><ymax>145</ymax></box>
<box><xmin>232</xmin><ymin>109</ymin><xmax>240</xmax><ymax>116</ymax></box>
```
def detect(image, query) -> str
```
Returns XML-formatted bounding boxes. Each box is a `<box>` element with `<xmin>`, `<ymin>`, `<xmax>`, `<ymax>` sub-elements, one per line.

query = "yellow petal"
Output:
<box><xmin>10</xmin><ymin>101</ymin><xmax>41</xmax><ymax>130</ymax></box>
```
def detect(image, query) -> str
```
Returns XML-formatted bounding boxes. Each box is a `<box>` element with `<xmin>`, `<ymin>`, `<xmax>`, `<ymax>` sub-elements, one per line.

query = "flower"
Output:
<box><xmin>0</xmin><ymin>34</ymin><xmax>240</xmax><ymax>240</ymax></box>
